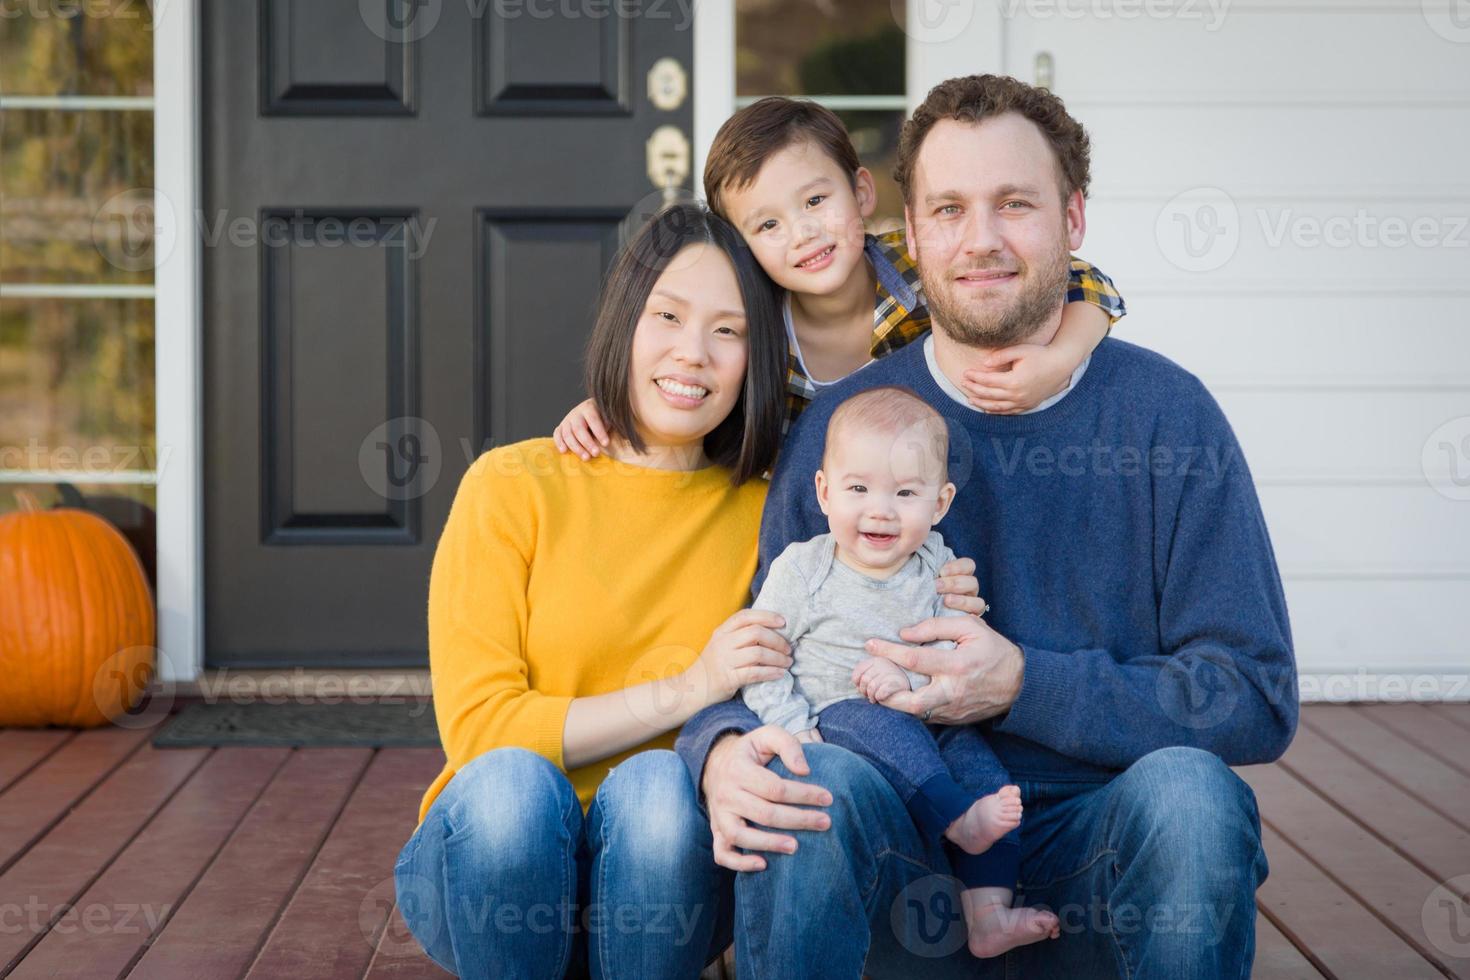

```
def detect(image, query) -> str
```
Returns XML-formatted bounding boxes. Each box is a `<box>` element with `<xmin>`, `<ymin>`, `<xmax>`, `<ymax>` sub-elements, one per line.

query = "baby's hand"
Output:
<box><xmin>852</xmin><ymin>657</ymin><xmax>911</xmax><ymax>704</ymax></box>
<box><xmin>552</xmin><ymin>398</ymin><xmax>609</xmax><ymax>459</ymax></box>
<box><xmin>794</xmin><ymin>728</ymin><xmax>824</xmax><ymax>744</ymax></box>
<box><xmin>935</xmin><ymin>556</ymin><xmax>988</xmax><ymax>618</ymax></box>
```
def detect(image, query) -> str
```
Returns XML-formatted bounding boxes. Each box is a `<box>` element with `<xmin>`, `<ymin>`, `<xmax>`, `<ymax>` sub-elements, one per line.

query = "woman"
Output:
<box><xmin>394</xmin><ymin>204</ymin><xmax>978</xmax><ymax>978</ymax></box>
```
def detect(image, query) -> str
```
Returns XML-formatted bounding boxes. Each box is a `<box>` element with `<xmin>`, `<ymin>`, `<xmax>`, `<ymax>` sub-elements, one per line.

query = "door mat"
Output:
<box><xmin>151</xmin><ymin>699</ymin><xmax>440</xmax><ymax>748</ymax></box>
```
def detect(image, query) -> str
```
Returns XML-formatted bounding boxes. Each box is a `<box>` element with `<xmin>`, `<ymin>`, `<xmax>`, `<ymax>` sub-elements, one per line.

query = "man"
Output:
<box><xmin>675</xmin><ymin>74</ymin><xmax>1298</xmax><ymax>978</ymax></box>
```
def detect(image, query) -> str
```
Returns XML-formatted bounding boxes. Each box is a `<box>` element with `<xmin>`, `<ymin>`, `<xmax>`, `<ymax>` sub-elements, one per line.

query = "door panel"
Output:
<box><xmin>203</xmin><ymin>0</ymin><xmax>692</xmax><ymax>666</ymax></box>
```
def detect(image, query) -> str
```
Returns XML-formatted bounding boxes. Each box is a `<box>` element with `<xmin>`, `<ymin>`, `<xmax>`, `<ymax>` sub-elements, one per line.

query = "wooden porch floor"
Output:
<box><xmin>1</xmin><ymin>703</ymin><xmax>1466</xmax><ymax>978</ymax></box>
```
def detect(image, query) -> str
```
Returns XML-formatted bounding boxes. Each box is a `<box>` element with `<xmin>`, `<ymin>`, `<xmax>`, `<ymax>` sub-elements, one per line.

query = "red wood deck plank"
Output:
<box><xmin>1424</xmin><ymin>703</ymin><xmax>1470</xmax><ymax>732</ymax></box>
<box><xmin>1253</xmin><ymin>910</ymin><xmax>1326</xmax><ymax>979</ymax></box>
<box><xmin>1302</xmin><ymin>705</ymin><xmax>1470</xmax><ymax>834</ymax></box>
<box><xmin>244</xmin><ymin>748</ymin><xmax>444</xmax><ymax>980</ymax></box>
<box><xmin>7</xmin><ymin>746</ymin><xmax>289</xmax><ymax>980</ymax></box>
<box><xmin>0</xmin><ymin>743</ymin><xmax>209</xmax><ymax>973</ymax></box>
<box><xmin>1255</xmin><ymin>824</ymin><xmax>1441</xmax><ymax>979</ymax></box>
<box><xmin>1276</xmin><ymin>721</ymin><xmax>1470</xmax><ymax>903</ymax></box>
<box><xmin>0</xmin><ymin>724</ymin><xmax>157</xmax><ymax>873</ymax></box>
<box><xmin>1240</xmin><ymin>762</ymin><xmax>1470</xmax><ymax>978</ymax></box>
<box><xmin>122</xmin><ymin>748</ymin><xmax>374</xmax><ymax>980</ymax></box>
<box><xmin>1355</xmin><ymin>703</ymin><xmax>1470</xmax><ymax>778</ymax></box>
<box><xmin>361</xmin><ymin>902</ymin><xmax>454</xmax><ymax>979</ymax></box>
<box><xmin>0</xmin><ymin>729</ymin><xmax>75</xmax><ymax>794</ymax></box>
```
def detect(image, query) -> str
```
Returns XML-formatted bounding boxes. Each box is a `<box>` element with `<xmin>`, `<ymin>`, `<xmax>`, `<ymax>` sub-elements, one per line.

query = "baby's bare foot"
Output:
<box><xmin>945</xmin><ymin>785</ymin><xmax>1022</xmax><ymax>855</ymax></box>
<box><xmin>963</xmin><ymin>894</ymin><xmax>1060</xmax><ymax>959</ymax></box>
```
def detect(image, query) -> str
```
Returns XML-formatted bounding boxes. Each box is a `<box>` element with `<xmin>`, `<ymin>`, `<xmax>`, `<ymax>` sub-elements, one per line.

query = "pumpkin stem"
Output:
<box><xmin>14</xmin><ymin>489</ymin><xmax>42</xmax><ymax>513</ymax></box>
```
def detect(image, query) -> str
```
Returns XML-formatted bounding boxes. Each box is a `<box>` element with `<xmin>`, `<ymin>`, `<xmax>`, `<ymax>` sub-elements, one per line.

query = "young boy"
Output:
<box><xmin>742</xmin><ymin>385</ymin><xmax>1060</xmax><ymax>959</ymax></box>
<box><xmin>554</xmin><ymin>96</ymin><xmax>1125</xmax><ymax>456</ymax></box>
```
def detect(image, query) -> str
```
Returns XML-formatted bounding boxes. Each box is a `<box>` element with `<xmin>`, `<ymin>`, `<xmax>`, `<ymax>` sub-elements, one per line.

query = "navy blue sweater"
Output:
<box><xmin>675</xmin><ymin>337</ymin><xmax>1298</xmax><ymax>788</ymax></box>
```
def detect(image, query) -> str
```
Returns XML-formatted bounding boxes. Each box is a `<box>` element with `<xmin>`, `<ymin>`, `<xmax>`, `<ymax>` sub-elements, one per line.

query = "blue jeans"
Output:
<box><xmin>735</xmin><ymin>743</ymin><xmax>1268</xmax><ymax>979</ymax></box>
<box><xmin>817</xmin><ymin>699</ymin><xmax>1019</xmax><ymax>890</ymax></box>
<box><xmin>394</xmin><ymin>747</ymin><xmax>734</xmax><ymax>978</ymax></box>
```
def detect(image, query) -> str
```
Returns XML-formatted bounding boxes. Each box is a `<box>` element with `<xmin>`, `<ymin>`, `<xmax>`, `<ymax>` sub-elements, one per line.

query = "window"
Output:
<box><xmin>0</xmin><ymin>2</ymin><xmax>157</xmax><ymax>580</ymax></box>
<box><xmin>736</xmin><ymin>0</ymin><xmax>907</xmax><ymax>231</ymax></box>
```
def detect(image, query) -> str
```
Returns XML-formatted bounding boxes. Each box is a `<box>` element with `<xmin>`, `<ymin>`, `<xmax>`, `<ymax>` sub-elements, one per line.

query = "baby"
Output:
<box><xmin>741</xmin><ymin>385</ymin><xmax>1060</xmax><ymax>959</ymax></box>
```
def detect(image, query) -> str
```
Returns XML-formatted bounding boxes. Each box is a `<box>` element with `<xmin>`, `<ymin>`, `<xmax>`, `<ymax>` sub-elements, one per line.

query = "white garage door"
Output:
<box><xmin>910</xmin><ymin>0</ymin><xmax>1470</xmax><ymax>699</ymax></box>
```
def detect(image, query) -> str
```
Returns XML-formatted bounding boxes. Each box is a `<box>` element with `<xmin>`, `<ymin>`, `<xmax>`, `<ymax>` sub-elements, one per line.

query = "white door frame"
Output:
<box><xmin>154</xmin><ymin>0</ymin><xmax>204</xmax><ymax>683</ymax></box>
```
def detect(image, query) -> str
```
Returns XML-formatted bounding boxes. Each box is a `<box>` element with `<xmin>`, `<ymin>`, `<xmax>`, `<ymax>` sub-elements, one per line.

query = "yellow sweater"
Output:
<box><xmin>418</xmin><ymin>437</ymin><xmax>767</xmax><ymax>827</ymax></box>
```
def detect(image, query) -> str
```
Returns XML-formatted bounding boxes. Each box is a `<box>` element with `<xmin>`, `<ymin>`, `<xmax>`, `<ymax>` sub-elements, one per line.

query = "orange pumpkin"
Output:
<box><xmin>0</xmin><ymin>490</ymin><xmax>156</xmax><ymax>727</ymax></box>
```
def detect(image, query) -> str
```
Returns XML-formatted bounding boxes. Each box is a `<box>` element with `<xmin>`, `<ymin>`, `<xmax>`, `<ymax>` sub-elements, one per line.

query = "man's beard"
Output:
<box><xmin>917</xmin><ymin>233</ymin><xmax>1071</xmax><ymax>348</ymax></box>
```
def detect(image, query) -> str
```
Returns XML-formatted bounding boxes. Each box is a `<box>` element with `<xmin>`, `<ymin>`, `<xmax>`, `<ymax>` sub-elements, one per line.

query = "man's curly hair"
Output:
<box><xmin>894</xmin><ymin>74</ymin><xmax>1092</xmax><ymax>205</ymax></box>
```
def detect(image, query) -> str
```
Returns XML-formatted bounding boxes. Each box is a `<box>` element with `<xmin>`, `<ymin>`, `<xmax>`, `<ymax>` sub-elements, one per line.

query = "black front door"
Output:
<box><xmin>203</xmin><ymin>0</ymin><xmax>693</xmax><ymax>667</ymax></box>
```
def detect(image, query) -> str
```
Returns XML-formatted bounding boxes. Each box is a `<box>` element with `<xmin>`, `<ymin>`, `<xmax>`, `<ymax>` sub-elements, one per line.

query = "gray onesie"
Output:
<box><xmin>741</xmin><ymin>529</ymin><xmax>971</xmax><ymax>734</ymax></box>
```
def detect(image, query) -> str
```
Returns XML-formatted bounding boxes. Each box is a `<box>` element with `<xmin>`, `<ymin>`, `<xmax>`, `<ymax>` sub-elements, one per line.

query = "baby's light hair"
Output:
<box><xmin>822</xmin><ymin>386</ymin><xmax>950</xmax><ymax>484</ymax></box>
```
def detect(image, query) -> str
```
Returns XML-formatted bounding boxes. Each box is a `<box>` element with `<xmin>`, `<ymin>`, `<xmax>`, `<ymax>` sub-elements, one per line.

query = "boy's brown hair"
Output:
<box><xmin>703</xmin><ymin>97</ymin><xmax>861</xmax><ymax>220</ymax></box>
<box><xmin>894</xmin><ymin>74</ymin><xmax>1092</xmax><ymax>206</ymax></box>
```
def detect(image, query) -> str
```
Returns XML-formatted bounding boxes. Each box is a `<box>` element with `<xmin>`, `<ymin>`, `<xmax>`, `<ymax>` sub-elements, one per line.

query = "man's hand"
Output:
<box><xmin>865</xmin><ymin>615</ymin><xmax>1025</xmax><ymax>724</ymax></box>
<box><xmin>852</xmin><ymin>657</ymin><xmax>911</xmax><ymax>704</ymax></box>
<box><xmin>702</xmin><ymin>726</ymin><xmax>833</xmax><ymax>872</ymax></box>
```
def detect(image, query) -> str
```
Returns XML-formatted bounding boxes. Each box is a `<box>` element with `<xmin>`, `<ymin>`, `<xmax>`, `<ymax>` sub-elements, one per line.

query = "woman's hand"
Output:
<box><xmin>934</xmin><ymin>555</ymin><xmax>988</xmax><ymax>617</ymax></box>
<box><xmin>704</xmin><ymin>727</ymin><xmax>832</xmax><ymax>871</ymax></box>
<box><xmin>552</xmin><ymin>398</ymin><xmax>610</xmax><ymax>459</ymax></box>
<box><xmin>683</xmin><ymin>608</ymin><xmax>793</xmax><ymax>708</ymax></box>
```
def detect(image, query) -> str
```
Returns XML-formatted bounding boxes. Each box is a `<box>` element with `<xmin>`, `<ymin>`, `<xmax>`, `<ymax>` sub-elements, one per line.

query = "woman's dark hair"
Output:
<box><xmin>583</xmin><ymin>202</ymin><xmax>786</xmax><ymax>484</ymax></box>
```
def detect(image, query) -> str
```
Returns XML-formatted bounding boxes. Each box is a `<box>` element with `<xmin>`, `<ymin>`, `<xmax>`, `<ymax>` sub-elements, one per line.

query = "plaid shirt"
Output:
<box><xmin>780</xmin><ymin>229</ymin><xmax>1126</xmax><ymax>433</ymax></box>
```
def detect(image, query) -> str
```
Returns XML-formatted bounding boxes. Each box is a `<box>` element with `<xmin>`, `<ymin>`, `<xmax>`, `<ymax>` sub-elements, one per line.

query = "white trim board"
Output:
<box><xmin>691</xmin><ymin>0</ymin><xmax>734</xmax><ymax>199</ymax></box>
<box><xmin>1299</xmin><ymin>673</ymin><xmax>1470</xmax><ymax>703</ymax></box>
<box><xmin>153</xmin><ymin>0</ymin><xmax>205</xmax><ymax>683</ymax></box>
